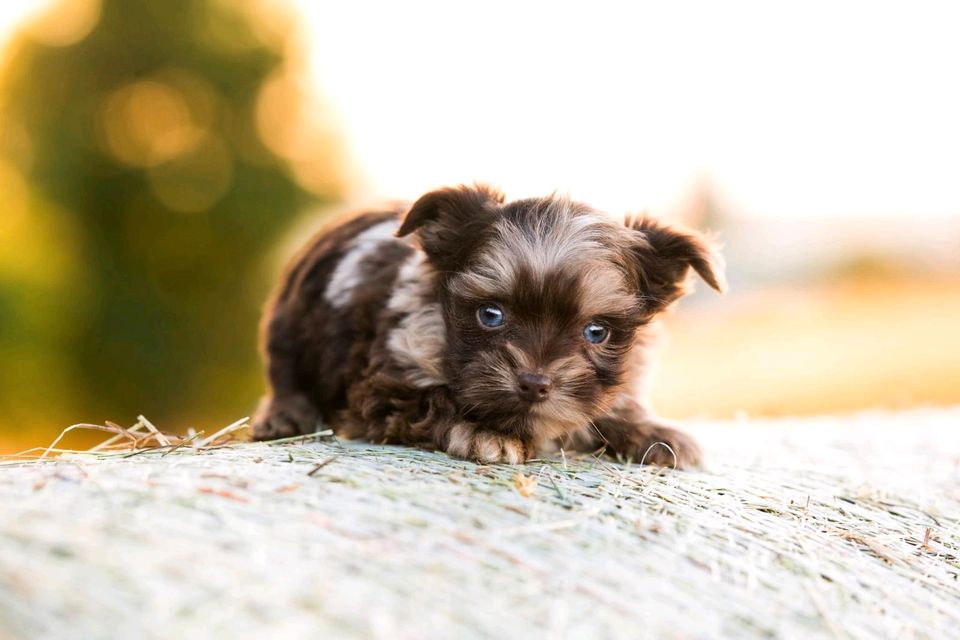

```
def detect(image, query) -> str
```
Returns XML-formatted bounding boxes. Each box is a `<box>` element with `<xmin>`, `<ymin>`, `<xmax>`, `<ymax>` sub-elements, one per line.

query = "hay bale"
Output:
<box><xmin>1</xmin><ymin>408</ymin><xmax>958</xmax><ymax>639</ymax></box>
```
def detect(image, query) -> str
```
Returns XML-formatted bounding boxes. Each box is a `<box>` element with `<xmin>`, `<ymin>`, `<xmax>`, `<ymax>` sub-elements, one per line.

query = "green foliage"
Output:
<box><xmin>0</xmin><ymin>0</ymin><xmax>337</xmax><ymax>438</ymax></box>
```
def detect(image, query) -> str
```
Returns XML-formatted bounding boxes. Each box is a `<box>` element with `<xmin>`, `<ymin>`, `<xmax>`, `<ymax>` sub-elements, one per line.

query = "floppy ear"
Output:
<box><xmin>398</xmin><ymin>184</ymin><xmax>504</xmax><ymax>270</ymax></box>
<box><xmin>625</xmin><ymin>214</ymin><xmax>726</xmax><ymax>314</ymax></box>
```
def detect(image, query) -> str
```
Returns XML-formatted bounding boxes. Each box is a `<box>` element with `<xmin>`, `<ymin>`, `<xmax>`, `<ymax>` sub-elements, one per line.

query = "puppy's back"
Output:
<box><xmin>262</xmin><ymin>207</ymin><xmax>414</xmax><ymax>423</ymax></box>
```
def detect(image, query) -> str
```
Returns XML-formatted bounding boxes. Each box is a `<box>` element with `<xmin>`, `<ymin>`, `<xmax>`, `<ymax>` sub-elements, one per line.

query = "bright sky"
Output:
<box><xmin>293</xmin><ymin>0</ymin><xmax>960</xmax><ymax>218</ymax></box>
<box><xmin>4</xmin><ymin>1</ymin><xmax>960</xmax><ymax>219</ymax></box>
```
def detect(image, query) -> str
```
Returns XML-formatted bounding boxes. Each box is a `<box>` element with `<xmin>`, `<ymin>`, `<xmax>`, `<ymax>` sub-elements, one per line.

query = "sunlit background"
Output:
<box><xmin>1</xmin><ymin>0</ymin><xmax>958</xmax><ymax>453</ymax></box>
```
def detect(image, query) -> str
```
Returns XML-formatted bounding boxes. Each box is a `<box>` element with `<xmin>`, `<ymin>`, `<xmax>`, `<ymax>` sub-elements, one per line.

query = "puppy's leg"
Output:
<box><xmin>251</xmin><ymin>310</ymin><xmax>322</xmax><ymax>440</ymax></box>
<box><xmin>346</xmin><ymin>380</ymin><xmax>530</xmax><ymax>464</ymax></box>
<box><xmin>568</xmin><ymin>395</ymin><xmax>702</xmax><ymax>469</ymax></box>
<box><xmin>347</xmin><ymin>378</ymin><xmax>530</xmax><ymax>463</ymax></box>
<box><xmin>252</xmin><ymin>394</ymin><xmax>321</xmax><ymax>440</ymax></box>
<box><xmin>440</xmin><ymin>423</ymin><xmax>534</xmax><ymax>465</ymax></box>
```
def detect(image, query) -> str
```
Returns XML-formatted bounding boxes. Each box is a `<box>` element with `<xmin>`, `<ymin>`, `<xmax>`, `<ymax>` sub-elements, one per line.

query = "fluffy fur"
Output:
<box><xmin>251</xmin><ymin>185</ymin><xmax>724</xmax><ymax>467</ymax></box>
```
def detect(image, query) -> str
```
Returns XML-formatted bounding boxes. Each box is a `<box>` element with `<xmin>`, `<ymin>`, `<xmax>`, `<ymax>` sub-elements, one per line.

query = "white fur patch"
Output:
<box><xmin>446</xmin><ymin>423</ymin><xmax>473</xmax><ymax>458</ymax></box>
<box><xmin>387</xmin><ymin>303</ymin><xmax>447</xmax><ymax>387</ymax></box>
<box><xmin>385</xmin><ymin>251</ymin><xmax>447</xmax><ymax>388</ymax></box>
<box><xmin>475</xmin><ymin>432</ymin><xmax>501</xmax><ymax>462</ymax></box>
<box><xmin>324</xmin><ymin>221</ymin><xmax>399</xmax><ymax>307</ymax></box>
<box><xmin>387</xmin><ymin>251</ymin><xmax>430</xmax><ymax>312</ymax></box>
<box><xmin>444</xmin><ymin>424</ymin><xmax>525</xmax><ymax>463</ymax></box>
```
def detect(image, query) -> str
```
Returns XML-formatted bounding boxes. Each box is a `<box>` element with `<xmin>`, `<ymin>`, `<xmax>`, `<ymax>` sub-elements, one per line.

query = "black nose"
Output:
<box><xmin>517</xmin><ymin>372</ymin><xmax>552</xmax><ymax>402</ymax></box>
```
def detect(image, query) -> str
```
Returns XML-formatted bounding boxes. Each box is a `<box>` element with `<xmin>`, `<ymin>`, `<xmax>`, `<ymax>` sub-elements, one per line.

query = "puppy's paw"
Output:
<box><xmin>444</xmin><ymin>424</ymin><xmax>531</xmax><ymax>464</ymax></box>
<box><xmin>250</xmin><ymin>395</ymin><xmax>321</xmax><ymax>441</ymax></box>
<box><xmin>624</xmin><ymin>424</ymin><xmax>702</xmax><ymax>470</ymax></box>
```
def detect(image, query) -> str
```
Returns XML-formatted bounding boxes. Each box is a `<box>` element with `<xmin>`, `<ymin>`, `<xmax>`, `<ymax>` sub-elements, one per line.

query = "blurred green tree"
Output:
<box><xmin>0</xmin><ymin>0</ymin><xmax>339</xmax><ymax>444</ymax></box>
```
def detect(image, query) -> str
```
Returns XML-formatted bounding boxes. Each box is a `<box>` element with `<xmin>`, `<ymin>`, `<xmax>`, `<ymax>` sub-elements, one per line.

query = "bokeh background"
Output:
<box><xmin>1</xmin><ymin>0</ymin><xmax>958</xmax><ymax>453</ymax></box>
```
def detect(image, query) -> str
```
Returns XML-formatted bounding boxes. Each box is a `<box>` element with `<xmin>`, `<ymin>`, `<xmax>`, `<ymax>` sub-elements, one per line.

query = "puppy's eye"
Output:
<box><xmin>477</xmin><ymin>304</ymin><xmax>505</xmax><ymax>328</ymax></box>
<box><xmin>582</xmin><ymin>322</ymin><xmax>610</xmax><ymax>344</ymax></box>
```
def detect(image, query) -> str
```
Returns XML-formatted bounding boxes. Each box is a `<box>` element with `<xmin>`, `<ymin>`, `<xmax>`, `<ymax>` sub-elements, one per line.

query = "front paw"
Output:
<box><xmin>444</xmin><ymin>424</ymin><xmax>531</xmax><ymax>464</ymax></box>
<box><xmin>250</xmin><ymin>395</ymin><xmax>321</xmax><ymax>441</ymax></box>
<box><xmin>625</xmin><ymin>424</ymin><xmax>702</xmax><ymax>470</ymax></box>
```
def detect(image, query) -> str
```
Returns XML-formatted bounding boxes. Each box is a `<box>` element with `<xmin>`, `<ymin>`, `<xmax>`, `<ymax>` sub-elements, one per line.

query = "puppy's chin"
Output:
<box><xmin>458</xmin><ymin>391</ymin><xmax>595</xmax><ymax>440</ymax></box>
<box><xmin>525</xmin><ymin>399</ymin><xmax>595</xmax><ymax>440</ymax></box>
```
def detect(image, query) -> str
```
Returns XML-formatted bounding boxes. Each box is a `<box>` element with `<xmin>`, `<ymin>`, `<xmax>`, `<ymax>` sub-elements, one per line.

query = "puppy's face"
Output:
<box><xmin>398</xmin><ymin>185</ymin><xmax>724</xmax><ymax>440</ymax></box>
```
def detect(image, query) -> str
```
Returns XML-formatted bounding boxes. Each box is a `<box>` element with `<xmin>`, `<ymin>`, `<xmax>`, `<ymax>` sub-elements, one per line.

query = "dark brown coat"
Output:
<box><xmin>252</xmin><ymin>185</ymin><xmax>723</xmax><ymax>466</ymax></box>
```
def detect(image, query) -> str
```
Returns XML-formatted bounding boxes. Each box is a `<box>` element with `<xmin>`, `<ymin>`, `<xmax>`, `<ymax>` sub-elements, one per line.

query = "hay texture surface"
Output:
<box><xmin>1</xmin><ymin>408</ymin><xmax>959</xmax><ymax>639</ymax></box>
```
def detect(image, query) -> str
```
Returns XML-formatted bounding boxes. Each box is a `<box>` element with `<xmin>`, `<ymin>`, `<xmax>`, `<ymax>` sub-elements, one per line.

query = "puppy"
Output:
<box><xmin>251</xmin><ymin>184</ymin><xmax>724</xmax><ymax>467</ymax></box>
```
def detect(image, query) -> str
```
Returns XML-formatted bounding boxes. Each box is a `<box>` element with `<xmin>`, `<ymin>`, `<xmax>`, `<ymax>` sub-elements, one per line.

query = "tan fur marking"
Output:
<box><xmin>578</xmin><ymin>266</ymin><xmax>636</xmax><ymax>317</ymax></box>
<box><xmin>504</xmin><ymin>343</ymin><xmax>535</xmax><ymax>372</ymax></box>
<box><xmin>529</xmin><ymin>398</ymin><xmax>591</xmax><ymax>439</ymax></box>
<box><xmin>450</xmin><ymin>202</ymin><xmax>632</xmax><ymax>305</ymax></box>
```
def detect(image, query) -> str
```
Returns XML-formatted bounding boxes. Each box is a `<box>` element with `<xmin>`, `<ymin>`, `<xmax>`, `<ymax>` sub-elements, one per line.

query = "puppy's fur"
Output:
<box><xmin>252</xmin><ymin>185</ymin><xmax>724</xmax><ymax>467</ymax></box>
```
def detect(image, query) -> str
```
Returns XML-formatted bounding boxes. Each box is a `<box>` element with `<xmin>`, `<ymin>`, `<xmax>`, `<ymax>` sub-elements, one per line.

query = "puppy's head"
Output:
<box><xmin>398</xmin><ymin>184</ymin><xmax>724</xmax><ymax>439</ymax></box>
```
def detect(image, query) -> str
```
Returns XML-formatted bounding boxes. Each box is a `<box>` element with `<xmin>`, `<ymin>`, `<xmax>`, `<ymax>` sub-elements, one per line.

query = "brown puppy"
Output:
<box><xmin>251</xmin><ymin>184</ymin><xmax>724</xmax><ymax>467</ymax></box>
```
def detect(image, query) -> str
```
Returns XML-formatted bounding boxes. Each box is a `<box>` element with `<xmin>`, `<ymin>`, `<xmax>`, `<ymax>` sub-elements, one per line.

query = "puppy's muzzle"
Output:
<box><xmin>517</xmin><ymin>372</ymin><xmax>552</xmax><ymax>403</ymax></box>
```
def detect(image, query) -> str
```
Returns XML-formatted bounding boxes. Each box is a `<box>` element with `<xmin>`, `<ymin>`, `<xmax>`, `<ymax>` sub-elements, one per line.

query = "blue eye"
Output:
<box><xmin>583</xmin><ymin>322</ymin><xmax>609</xmax><ymax>344</ymax></box>
<box><xmin>477</xmin><ymin>304</ymin><xmax>505</xmax><ymax>328</ymax></box>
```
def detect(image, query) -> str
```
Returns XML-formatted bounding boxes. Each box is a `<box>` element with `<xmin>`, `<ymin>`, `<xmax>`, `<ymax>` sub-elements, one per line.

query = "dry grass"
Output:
<box><xmin>1</xmin><ymin>408</ymin><xmax>959</xmax><ymax>639</ymax></box>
